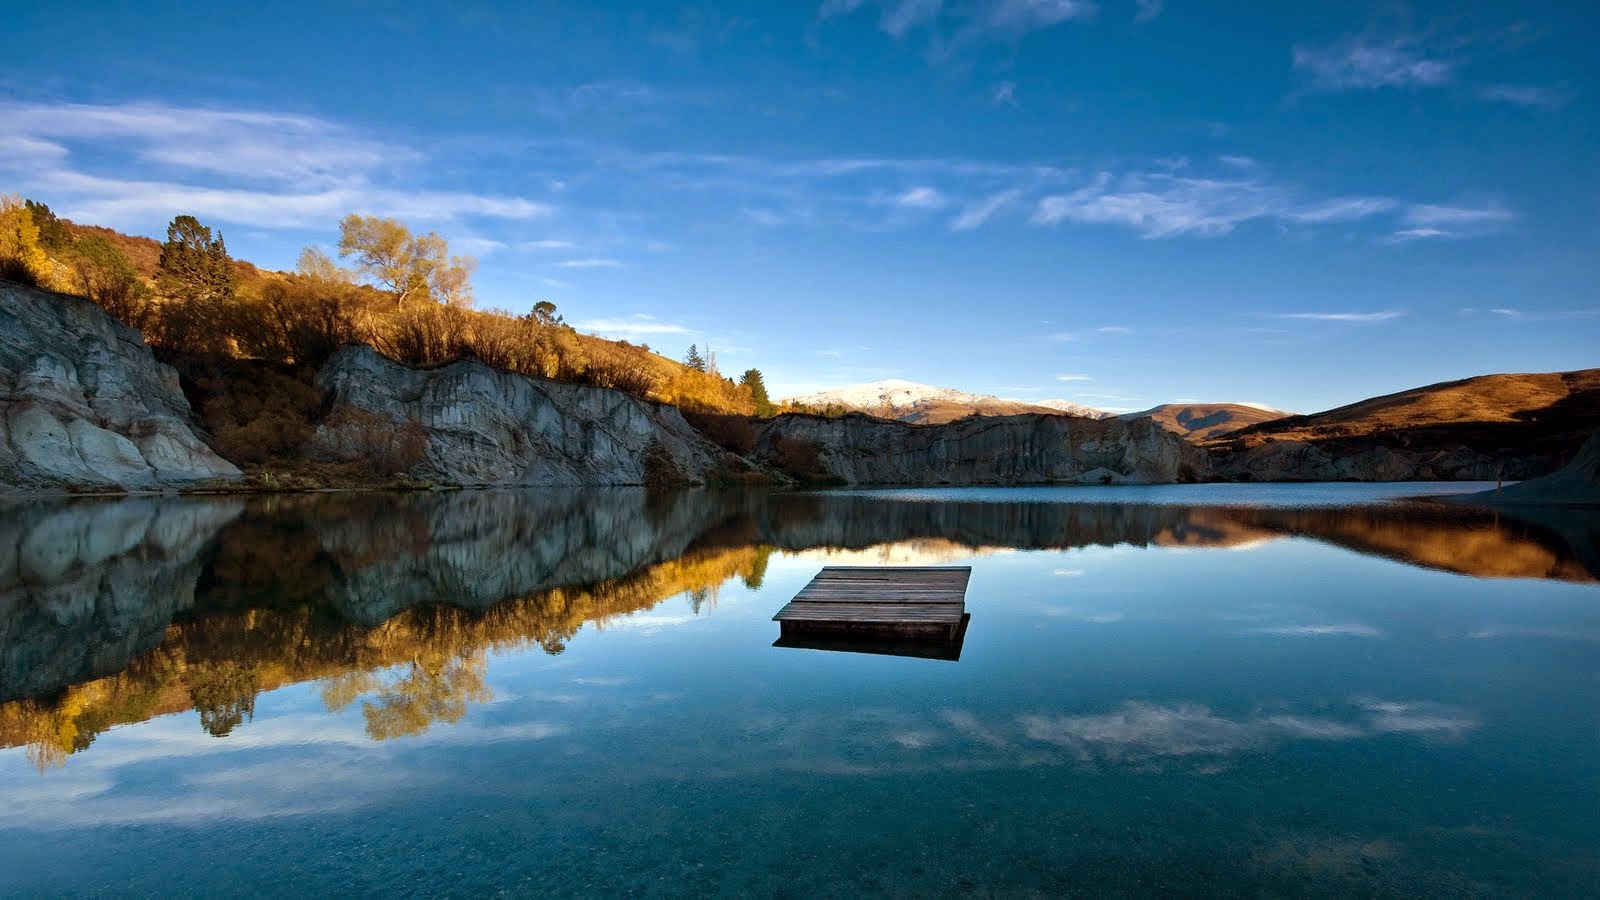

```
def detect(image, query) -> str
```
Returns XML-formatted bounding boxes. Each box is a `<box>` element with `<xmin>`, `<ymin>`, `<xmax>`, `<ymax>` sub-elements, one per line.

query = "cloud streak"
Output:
<box><xmin>1274</xmin><ymin>310</ymin><xmax>1405</xmax><ymax>323</ymax></box>
<box><xmin>1292</xmin><ymin>37</ymin><xmax>1454</xmax><ymax>92</ymax></box>
<box><xmin>0</xmin><ymin>100</ymin><xmax>549</xmax><ymax>230</ymax></box>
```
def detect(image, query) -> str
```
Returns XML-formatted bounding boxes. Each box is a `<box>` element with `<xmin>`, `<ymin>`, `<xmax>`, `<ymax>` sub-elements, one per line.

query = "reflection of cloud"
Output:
<box><xmin>890</xmin><ymin>729</ymin><xmax>940</xmax><ymax>749</ymax></box>
<box><xmin>1020</xmin><ymin>703</ymin><xmax>1257</xmax><ymax>761</ymax></box>
<box><xmin>940</xmin><ymin>709</ymin><xmax>1009</xmax><ymax>748</ymax></box>
<box><xmin>1251</xmin><ymin>624</ymin><xmax>1383</xmax><ymax>638</ymax></box>
<box><xmin>1465</xmin><ymin>626</ymin><xmax>1600</xmax><ymax>644</ymax></box>
<box><xmin>1261</xmin><ymin>715</ymin><xmax>1366</xmax><ymax>740</ymax></box>
<box><xmin>1036</xmin><ymin>604</ymin><xmax>1124</xmax><ymax>623</ymax></box>
<box><xmin>1051</xmin><ymin>568</ymin><xmax>1085</xmax><ymax>577</ymax></box>
<box><xmin>597</xmin><ymin>612</ymin><xmax>696</xmax><ymax>635</ymax></box>
<box><xmin>1355</xmin><ymin>699</ymin><xmax>1477</xmax><ymax>737</ymax></box>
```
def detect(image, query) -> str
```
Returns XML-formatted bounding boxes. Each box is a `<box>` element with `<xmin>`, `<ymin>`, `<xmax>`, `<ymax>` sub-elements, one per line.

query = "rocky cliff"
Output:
<box><xmin>1462</xmin><ymin>430</ymin><xmax>1600</xmax><ymax>506</ymax></box>
<box><xmin>752</xmin><ymin>412</ymin><xmax>1206</xmax><ymax>485</ymax></box>
<box><xmin>312</xmin><ymin>345</ymin><xmax>747</xmax><ymax>486</ymax></box>
<box><xmin>0</xmin><ymin>281</ymin><xmax>241</xmax><ymax>492</ymax></box>
<box><xmin>1208</xmin><ymin>441</ymin><xmax>1511</xmax><ymax>482</ymax></box>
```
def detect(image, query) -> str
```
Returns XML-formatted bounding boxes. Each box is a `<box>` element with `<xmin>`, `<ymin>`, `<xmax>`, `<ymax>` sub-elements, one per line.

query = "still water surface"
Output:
<box><xmin>1</xmin><ymin>485</ymin><xmax>1597</xmax><ymax>895</ymax></box>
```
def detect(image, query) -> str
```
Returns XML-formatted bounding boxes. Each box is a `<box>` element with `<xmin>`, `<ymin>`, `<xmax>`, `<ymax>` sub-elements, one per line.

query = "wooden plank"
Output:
<box><xmin>774</xmin><ymin>566</ymin><xmax>972</xmax><ymax>636</ymax></box>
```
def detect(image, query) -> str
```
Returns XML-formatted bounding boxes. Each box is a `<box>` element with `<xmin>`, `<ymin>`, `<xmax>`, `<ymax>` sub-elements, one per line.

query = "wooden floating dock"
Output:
<box><xmin>772</xmin><ymin>566</ymin><xmax>972</xmax><ymax>659</ymax></box>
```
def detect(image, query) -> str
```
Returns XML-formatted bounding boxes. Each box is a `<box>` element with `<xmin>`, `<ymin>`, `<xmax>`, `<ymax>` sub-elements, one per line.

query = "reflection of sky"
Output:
<box><xmin>3</xmin><ymin>509</ymin><xmax>1598</xmax><ymax>894</ymax></box>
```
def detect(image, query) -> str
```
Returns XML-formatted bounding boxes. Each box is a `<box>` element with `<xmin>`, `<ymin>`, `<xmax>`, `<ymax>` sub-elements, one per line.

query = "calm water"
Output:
<box><xmin>2</xmin><ymin>485</ymin><xmax>1597</xmax><ymax>896</ymax></box>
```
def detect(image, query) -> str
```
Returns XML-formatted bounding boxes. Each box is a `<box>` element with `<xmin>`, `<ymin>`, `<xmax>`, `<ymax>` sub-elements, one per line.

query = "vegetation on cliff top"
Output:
<box><xmin>1</xmin><ymin>195</ymin><xmax>791</xmax><ymax>480</ymax></box>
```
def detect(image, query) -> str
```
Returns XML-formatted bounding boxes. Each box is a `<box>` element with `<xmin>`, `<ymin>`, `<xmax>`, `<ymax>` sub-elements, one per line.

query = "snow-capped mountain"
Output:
<box><xmin>1031</xmin><ymin>398</ymin><xmax>1116</xmax><ymax>419</ymax></box>
<box><xmin>780</xmin><ymin>380</ymin><xmax>1112</xmax><ymax>425</ymax></box>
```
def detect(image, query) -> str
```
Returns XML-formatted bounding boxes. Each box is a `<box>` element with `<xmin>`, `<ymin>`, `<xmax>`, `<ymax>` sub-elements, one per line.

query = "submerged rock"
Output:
<box><xmin>312</xmin><ymin>345</ymin><xmax>746</xmax><ymax>486</ymax></box>
<box><xmin>0</xmin><ymin>281</ymin><xmax>241</xmax><ymax>492</ymax></box>
<box><xmin>752</xmin><ymin>412</ymin><xmax>1206</xmax><ymax>485</ymax></box>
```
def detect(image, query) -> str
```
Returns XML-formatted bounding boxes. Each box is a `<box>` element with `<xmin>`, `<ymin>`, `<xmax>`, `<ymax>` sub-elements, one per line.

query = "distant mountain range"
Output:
<box><xmin>781</xmin><ymin>380</ymin><xmax>1112</xmax><ymax>425</ymax></box>
<box><xmin>780</xmin><ymin>380</ymin><xmax>1289</xmax><ymax>438</ymax></box>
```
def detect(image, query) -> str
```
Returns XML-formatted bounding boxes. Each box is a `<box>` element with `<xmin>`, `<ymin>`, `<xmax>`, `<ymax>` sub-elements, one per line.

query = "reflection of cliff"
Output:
<box><xmin>0</xmin><ymin>498</ymin><xmax>243</xmax><ymax>700</ymax></box>
<box><xmin>752</xmin><ymin>495</ymin><xmax>1596</xmax><ymax>583</ymax></box>
<box><xmin>1</xmin><ymin>489</ymin><xmax>1594</xmax><ymax>769</ymax></box>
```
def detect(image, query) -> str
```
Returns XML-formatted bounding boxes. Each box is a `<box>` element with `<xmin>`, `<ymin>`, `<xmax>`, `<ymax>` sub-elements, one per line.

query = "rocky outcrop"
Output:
<box><xmin>751</xmin><ymin>412</ymin><xmax>1206</xmax><ymax>485</ymax></box>
<box><xmin>1461</xmin><ymin>430</ymin><xmax>1600</xmax><ymax>506</ymax></box>
<box><xmin>1209</xmin><ymin>441</ymin><xmax>1510</xmax><ymax>482</ymax></box>
<box><xmin>312</xmin><ymin>345</ymin><xmax>747</xmax><ymax>486</ymax></box>
<box><xmin>0</xmin><ymin>281</ymin><xmax>241</xmax><ymax>492</ymax></box>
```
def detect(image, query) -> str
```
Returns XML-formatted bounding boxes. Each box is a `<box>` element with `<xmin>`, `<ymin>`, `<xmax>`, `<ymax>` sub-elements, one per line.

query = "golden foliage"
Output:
<box><xmin>0</xmin><ymin>544</ymin><xmax>769</xmax><ymax>765</ymax></box>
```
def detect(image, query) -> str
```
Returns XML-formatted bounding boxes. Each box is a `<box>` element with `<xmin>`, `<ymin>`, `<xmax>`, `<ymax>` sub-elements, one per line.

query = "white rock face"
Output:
<box><xmin>0</xmin><ymin>281</ymin><xmax>242</xmax><ymax>493</ymax></box>
<box><xmin>313</xmin><ymin>345</ymin><xmax>745</xmax><ymax>486</ymax></box>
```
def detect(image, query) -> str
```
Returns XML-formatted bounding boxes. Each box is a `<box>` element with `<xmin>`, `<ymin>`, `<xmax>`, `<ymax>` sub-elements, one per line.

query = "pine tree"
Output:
<box><xmin>685</xmin><ymin>344</ymin><xmax>706</xmax><ymax>372</ymax></box>
<box><xmin>156</xmin><ymin>215</ymin><xmax>236</xmax><ymax>349</ymax></box>
<box><xmin>740</xmin><ymin>368</ymin><xmax>774</xmax><ymax>417</ymax></box>
<box><xmin>23</xmin><ymin>199</ymin><xmax>70</xmax><ymax>250</ymax></box>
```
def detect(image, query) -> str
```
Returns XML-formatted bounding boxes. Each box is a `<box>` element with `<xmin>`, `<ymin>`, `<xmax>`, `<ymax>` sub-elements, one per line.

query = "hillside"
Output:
<box><xmin>1208</xmin><ymin>369</ymin><xmax>1600</xmax><ymax>481</ymax></box>
<box><xmin>1121</xmin><ymin>402</ymin><xmax>1291</xmax><ymax>442</ymax></box>
<box><xmin>782</xmin><ymin>380</ymin><xmax>1110</xmax><ymax>424</ymax></box>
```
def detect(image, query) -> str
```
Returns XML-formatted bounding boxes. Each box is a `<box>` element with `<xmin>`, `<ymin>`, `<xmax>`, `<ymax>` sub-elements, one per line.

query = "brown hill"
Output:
<box><xmin>1208</xmin><ymin>369</ymin><xmax>1600</xmax><ymax>480</ymax></box>
<box><xmin>1120</xmin><ymin>403</ymin><xmax>1290</xmax><ymax>442</ymax></box>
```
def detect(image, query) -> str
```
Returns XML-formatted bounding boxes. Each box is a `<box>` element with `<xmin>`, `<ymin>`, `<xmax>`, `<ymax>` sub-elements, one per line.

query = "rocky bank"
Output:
<box><xmin>0</xmin><ymin>282</ymin><xmax>240</xmax><ymax>492</ymax></box>
<box><xmin>312</xmin><ymin>345</ymin><xmax>747</xmax><ymax>487</ymax></box>
<box><xmin>751</xmin><ymin>412</ymin><xmax>1206</xmax><ymax>485</ymax></box>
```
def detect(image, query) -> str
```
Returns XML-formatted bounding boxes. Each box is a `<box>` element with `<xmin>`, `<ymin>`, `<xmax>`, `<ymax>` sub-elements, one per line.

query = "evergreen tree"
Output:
<box><xmin>685</xmin><ymin>344</ymin><xmax>706</xmax><ymax>372</ymax></box>
<box><xmin>156</xmin><ymin>215</ymin><xmax>236</xmax><ymax>349</ymax></box>
<box><xmin>740</xmin><ymin>368</ymin><xmax>774</xmax><ymax>417</ymax></box>
<box><xmin>23</xmin><ymin>199</ymin><xmax>71</xmax><ymax>250</ymax></box>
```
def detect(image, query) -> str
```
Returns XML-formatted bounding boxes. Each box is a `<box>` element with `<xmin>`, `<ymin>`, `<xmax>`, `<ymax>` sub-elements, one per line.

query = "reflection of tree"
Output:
<box><xmin>360</xmin><ymin>650</ymin><xmax>490</xmax><ymax>740</ymax></box>
<box><xmin>188</xmin><ymin>662</ymin><xmax>260</xmax><ymax>737</ymax></box>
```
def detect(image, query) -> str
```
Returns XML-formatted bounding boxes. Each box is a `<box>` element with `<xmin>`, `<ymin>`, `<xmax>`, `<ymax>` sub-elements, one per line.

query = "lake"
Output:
<box><xmin>2</xmin><ymin>485</ymin><xmax>1597</xmax><ymax>895</ymax></box>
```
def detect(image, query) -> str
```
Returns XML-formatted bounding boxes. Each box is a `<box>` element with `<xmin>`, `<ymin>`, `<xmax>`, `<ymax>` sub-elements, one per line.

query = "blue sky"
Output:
<box><xmin>2</xmin><ymin>1</ymin><xmax>1596</xmax><ymax>412</ymax></box>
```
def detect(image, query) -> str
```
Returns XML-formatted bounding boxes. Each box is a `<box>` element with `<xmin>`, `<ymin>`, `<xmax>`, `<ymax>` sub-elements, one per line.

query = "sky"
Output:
<box><xmin>2</xmin><ymin>1</ymin><xmax>1596</xmax><ymax>413</ymax></box>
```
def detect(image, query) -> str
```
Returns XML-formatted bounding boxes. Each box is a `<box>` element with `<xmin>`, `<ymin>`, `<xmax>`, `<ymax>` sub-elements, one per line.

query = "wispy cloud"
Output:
<box><xmin>1031</xmin><ymin>171</ymin><xmax>1285</xmax><ymax>238</ymax></box>
<box><xmin>1284</xmin><ymin>196</ymin><xmax>1398</xmax><ymax>224</ymax></box>
<box><xmin>521</xmin><ymin>239</ymin><xmax>578</xmax><ymax>251</ymax></box>
<box><xmin>1478</xmin><ymin>83</ymin><xmax>1567</xmax><ymax>110</ymax></box>
<box><xmin>950</xmin><ymin>188</ymin><xmax>1021</xmax><ymax>231</ymax></box>
<box><xmin>1095</xmin><ymin>325</ymin><xmax>1133</xmax><ymax>335</ymax></box>
<box><xmin>1404</xmin><ymin>202</ymin><xmax>1515</xmax><ymax>227</ymax></box>
<box><xmin>1292</xmin><ymin>36</ymin><xmax>1454</xmax><ymax>92</ymax></box>
<box><xmin>891</xmin><ymin>185</ymin><xmax>948</xmax><ymax>209</ymax></box>
<box><xmin>1382</xmin><ymin>201</ymin><xmax>1514</xmax><ymax>242</ymax></box>
<box><xmin>554</xmin><ymin>257</ymin><xmax>625</xmax><ymax>269</ymax></box>
<box><xmin>1133</xmin><ymin>0</ymin><xmax>1161</xmax><ymax>23</ymax></box>
<box><xmin>1274</xmin><ymin>310</ymin><xmax>1405</xmax><ymax>323</ymax></box>
<box><xmin>571</xmin><ymin>314</ymin><xmax>692</xmax><ymax>338</ymax></box>
<box><xmin>821</xmin><ymin>0</ymin><xmax>1097</xmax><ymax>60</ymax></box>
<box><xmin>1055</xmin><ymin>374</ymin><xmax>1094</xmax><ymax>382</ymax></box>
<box><xmin>992</xmin><ymin>80</ymin><xmax>1019</xmax><ymax>107</ymax></box>
<box><xmin>0</xmin><ymin>99</ymin><xmax>549</xmax><ymax>230</ymax></box>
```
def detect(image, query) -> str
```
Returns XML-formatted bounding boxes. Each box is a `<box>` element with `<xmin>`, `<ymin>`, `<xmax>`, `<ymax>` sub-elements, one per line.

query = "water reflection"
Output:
<box><xmin>1</xmin><ymin>488</ymin><xmax>1594</xmax><ymax>770</ymax></box>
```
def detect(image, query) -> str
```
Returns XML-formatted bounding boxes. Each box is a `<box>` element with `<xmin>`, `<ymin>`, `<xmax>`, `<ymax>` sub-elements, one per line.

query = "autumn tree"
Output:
<box><xmin>0</xmin><ymin>195</ymin><xmax>49</xmax><ymax>285</ymax></box>
<box><xmin>296</xmin><ymin>246</ymin><xmax>351</xmax><ymax>285</ymax></box>
<box><xmin>337</xmin><ymin>214</ymin><xmax>474</xmax><ymax>308</ymax></box>
<box><xmin>685</xmin><ymin>343</ymin><xmax>706</xmax><ymax>372</ymax></box>
<box><xmin>65</xmin><ymin>235</ymin><xmax>149</xmax><ymax>327</ymax></box>
<box><xmin>741</xmin><ymin>368</ymin><xmax>774</xmax><ymax>416</ymax></box>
